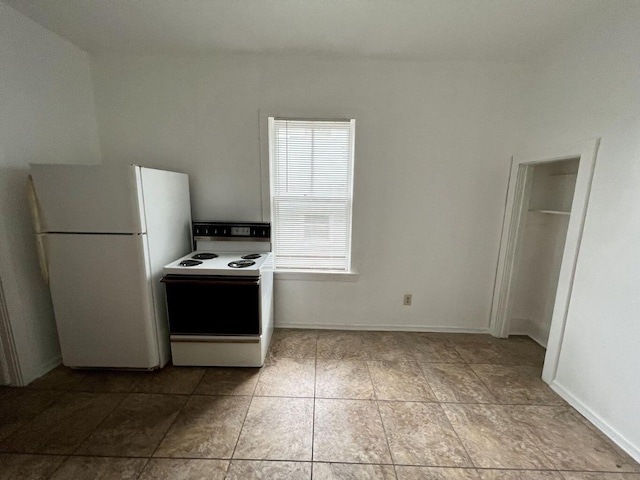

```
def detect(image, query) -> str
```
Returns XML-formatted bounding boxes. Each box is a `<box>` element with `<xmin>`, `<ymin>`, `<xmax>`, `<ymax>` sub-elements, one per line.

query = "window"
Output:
<box><xmin>269</xmin><ymin>117</ymin><xmax>355</xmax><ymax>272</ymax></box>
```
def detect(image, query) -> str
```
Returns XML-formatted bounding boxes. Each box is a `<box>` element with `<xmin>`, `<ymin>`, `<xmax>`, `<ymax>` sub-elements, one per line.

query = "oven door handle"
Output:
<box><xmin>170</xmin><ymin>335</ymin><xmax>261</xmax><ymax>343</ymax></box>
<box><xmin>161</xmin><ymin>276</ymin><xmax>260</xmax><ymax>286</ymax></box>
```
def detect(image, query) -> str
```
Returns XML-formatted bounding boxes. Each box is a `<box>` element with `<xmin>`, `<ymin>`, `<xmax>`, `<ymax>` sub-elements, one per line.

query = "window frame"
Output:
<box><xmin>264</xmin><ymin>115</ymin><xmax>357</xmax><ymax>276</ymax></box>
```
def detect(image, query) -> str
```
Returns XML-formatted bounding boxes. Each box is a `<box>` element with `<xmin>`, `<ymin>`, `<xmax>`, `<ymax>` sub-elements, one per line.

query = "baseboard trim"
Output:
<box><xmin>509</xmin><ymin>317</ymin><xmax>549</xmax><ymax>348</ymax></box>
<box><xmin>509</xmin><ymin>328</ymin><xmax>548</xmax><ymax>348</ymax></box>
<box><xmin>22</xmin><ymin>354</ymin><xmax>62</xmax><ymax>386</ymax></box>
<box><xmin>527</xmin><ymin>332</ymin><xmax>548</xmax><ymax>349</ymax></box>
<box><xmin>274</xmin><ymin>322</ymin><xmax>489</xmax><ymax>334</ymax></box>
<box><xmin>550</xmin><ymin>380</ymin><xmax>640</xmax><ymax>463</ymax></box>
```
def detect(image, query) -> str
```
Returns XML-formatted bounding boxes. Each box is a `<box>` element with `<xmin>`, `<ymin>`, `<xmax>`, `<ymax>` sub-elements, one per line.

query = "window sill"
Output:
<box><xmin>274</xmin><ymin>270</ymin><xmax>360</xmax><ymax>282</ymax></box>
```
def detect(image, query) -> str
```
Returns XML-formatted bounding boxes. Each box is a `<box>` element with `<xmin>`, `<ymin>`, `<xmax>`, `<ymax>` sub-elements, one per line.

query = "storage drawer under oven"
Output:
<box><xmin>161</xmin><ymin>275</ymin><xmax>261</xmax><ymax>336</ymax></box>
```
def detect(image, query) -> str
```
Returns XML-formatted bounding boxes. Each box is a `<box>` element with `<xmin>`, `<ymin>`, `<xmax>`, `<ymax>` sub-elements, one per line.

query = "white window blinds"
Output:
<box><xmin>269</xmin><ymin>118</ymin><xmax>355</xmax><ymax>271</ymax></box>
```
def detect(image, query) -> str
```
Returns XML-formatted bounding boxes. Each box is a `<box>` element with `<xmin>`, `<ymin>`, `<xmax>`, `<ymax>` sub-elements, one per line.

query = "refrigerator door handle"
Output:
<box><xmin>34</xmin><ymin>234</ymin><xmax>49</xmax><ymax>284</ymax></box>
<box><xmin>26</xmin><ymin>175</ymin><xmax>42</xmax><ymax>233</ymax></box>
<box><xmin>27</xmin><ymin>176</ymin><xmax>49</xmax><ymax>284</ymax></box>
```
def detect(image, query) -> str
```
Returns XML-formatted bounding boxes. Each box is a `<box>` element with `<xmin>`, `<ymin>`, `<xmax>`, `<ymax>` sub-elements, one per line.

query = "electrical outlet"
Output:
<box><xmin>403</xmin><ymin>294</ymin><xmax>412</xmax><ymax>306</ymax></box>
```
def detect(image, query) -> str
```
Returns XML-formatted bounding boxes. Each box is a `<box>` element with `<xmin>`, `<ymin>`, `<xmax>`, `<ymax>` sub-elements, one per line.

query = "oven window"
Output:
<box><xmin>269</xmin><ymin>117</ymin><xmax>355</xmax><ymax>272</ymax></box>
<box><xmin>164</xmin><ymin>278</ymin><xmax>260</xmax><ymax>335</ymax></box>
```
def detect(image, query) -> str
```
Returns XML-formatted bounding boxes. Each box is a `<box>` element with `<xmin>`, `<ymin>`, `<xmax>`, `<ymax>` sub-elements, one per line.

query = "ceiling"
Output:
<box><xmin>3</xmin><ymin>0</ymin><xmax>634</xmax><ymax>61</ymax></box>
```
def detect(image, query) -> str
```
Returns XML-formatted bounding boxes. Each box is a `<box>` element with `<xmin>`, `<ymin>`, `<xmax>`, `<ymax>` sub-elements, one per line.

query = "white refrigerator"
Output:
<box><xmin>29</xmin><ymin>164</ymin><xmax>192</xmax><ymax>369</ymax></box>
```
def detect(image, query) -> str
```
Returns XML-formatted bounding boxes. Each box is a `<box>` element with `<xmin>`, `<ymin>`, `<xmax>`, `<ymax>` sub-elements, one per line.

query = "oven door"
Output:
<box><xmin>161</xmin><ymin>275</ymin><xmax>261</xmax><ymax>335</ymax></box>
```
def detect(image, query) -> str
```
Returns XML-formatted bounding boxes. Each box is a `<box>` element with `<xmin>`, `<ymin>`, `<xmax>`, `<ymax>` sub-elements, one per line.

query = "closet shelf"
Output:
<box><xmin>529</xmin><ymin>209</ymin><xmax>570</xmax><ymax>216</ymax></box>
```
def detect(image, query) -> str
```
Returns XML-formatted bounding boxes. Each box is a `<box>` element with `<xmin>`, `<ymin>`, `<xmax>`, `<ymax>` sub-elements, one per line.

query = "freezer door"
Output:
<box><xmin>44</xmin><ymin>233</ymin><xmax>160</xmax><ymax>368</ymax></box>
<box><xmin>30</xmin><ymin>164</ymin><xmax>144</xmax><ymax>234</ymax></box>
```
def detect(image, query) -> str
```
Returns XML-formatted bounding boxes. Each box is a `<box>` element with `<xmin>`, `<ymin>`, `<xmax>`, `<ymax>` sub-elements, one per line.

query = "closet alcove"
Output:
<box><xmin>509</xmin><ymin>158</ymin><xmax>579</xmax><ymax>346</ymax></box>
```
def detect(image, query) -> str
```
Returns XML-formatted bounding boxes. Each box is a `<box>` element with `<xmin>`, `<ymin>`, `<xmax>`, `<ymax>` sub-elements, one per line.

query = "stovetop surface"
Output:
<box><xmin>163</xmin><ymin>250</ymin><xmax>272</xmax><ymax>277</ymax></box>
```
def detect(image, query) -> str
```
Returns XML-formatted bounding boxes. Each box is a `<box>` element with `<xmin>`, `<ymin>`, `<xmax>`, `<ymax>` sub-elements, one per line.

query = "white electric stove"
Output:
<box><xmin>162</xmin><ymin>222</ymin><xmax>274</xmax><ymax>367</ymax></box>
<box><xmin>164</xmin><ymin>251</ymin><xmax>271</xmax><ymax>277</ymax></box>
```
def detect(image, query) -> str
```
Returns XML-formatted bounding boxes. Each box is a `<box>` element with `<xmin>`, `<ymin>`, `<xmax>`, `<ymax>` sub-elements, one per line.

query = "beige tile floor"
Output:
<box><xmin>0</xmin><ymin>329</ymin><xmax>638</xmax><ymax>479</ymax></box>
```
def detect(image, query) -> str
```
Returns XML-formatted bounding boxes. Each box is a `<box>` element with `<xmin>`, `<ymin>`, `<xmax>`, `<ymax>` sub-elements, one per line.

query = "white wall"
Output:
<box><xmin>91</xmin><ymin>54</ymin><xmax>529</xmax><ymax>331</ymax></box>
<box><xmin>0</xmin><ymin>3</ymin><xmax>101</xmax><ymax>384</ymax></box>
<box><xmin>523</xmin><ymin>8</ymin><xmax>640</xmax><ymax>460</ymax></box>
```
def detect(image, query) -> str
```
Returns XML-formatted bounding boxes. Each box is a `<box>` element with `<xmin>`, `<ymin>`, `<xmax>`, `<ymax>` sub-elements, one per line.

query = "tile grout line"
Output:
<box><xmin>363</xmin><ymin>359</ymin><xmax>399</xmax><ymax>477</ymax></box>
<box><xmin>134</xmin><ymin>459</ymin><xmax>150</xmax><ymax>480</ymax></box>
<box><xmin>437</xmin><ymin>401</ymin><xmax>479</xmax><ymax>473</ymax></box>
<box><xmin>310</xmin><ymin>343</ymin><xmax>317</xmax><ymax>478</ymax></box>
<box><xmin>68</xmin><ymin>390</ymin><xmax>130</xmax><ymax>456</ymax></box>
<box><xmin>138</xmin><ymin>387</ymin><xmax>194</xmax><ymax>479</ymax></box>
<box><xmin>414</xmin><ymin>356</ymin><xmax>440</xmax><ymax>404</ymax></box>
<box><xmin>418</xmin><ymin>370</ymin><xmax>483</xmax><ymax>469</ymax></box>
<box><xmin>42</xmin><ymin>454</ymin><xmax>67</xmax><ymax>480</ymax></box>
<box><xmin>465</xmin><ymin>363</ymin><xmax>501</xmax><ymax>404</ymax></box>
<box><xmin>310</xmin><ymin>333</ymin><xmax>320</xmax><ymax>479</ymax></box>
<box><xmin>411</xmin><ymin>337</ymin><xmax>479</xmax><ymax>473</ymax></box>
<box><xmin>372</xmin><ymin>398</ymin><xmax>398</xmax><ymax>478</ymax></box>
<box><xmin>500</xmin><ymin>401</ymin><xmax>561</xmax><ymax>474</ymax></box>
<box><xmin>441</xmin><ymin>336</ymin><xmax>561</xmax><ymax>474</ymax></box>
<box><xmin>111</xmin><ymin>369</ymin><xmax>205</xmax><ymax>479</ymax></box>
<box><xmin>44</xmin><ymin>390</ymin><xmax>134</xmax><ymax>480</ymax></box>
<box><xmin>190</xmin><ymin>367</ymin><xmax>208</xmax><ymax>396</ymax></box>
<box><xmin>0</xmin><ymin>389</ymin><xmax>64</xmax><ymax>457</ymax></box>
<box><xmin>225</xmin><ymin>362</ymin><xmax>263</xmax><ymax>472</ymax></box>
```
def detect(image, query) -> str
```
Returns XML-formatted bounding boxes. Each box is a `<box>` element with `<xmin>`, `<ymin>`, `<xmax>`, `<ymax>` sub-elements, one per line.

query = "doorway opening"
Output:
<box><xmin>490</xmin><ymin>139</ymin><xmax>599</xmax><ymax>384</ymax></box>
<box><xmin>509</xmin><ymin>158</ymin><xmax>578</xmax><ymax>347</ymax></box>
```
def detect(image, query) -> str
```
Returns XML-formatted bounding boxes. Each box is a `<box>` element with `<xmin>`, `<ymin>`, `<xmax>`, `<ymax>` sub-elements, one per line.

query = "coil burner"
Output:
<box><xmin>179</xmin><ymin>259</ymin><xmax>202</xmax><ymax>267</ymax></box>
<box><xmin>192</xmin><ymin>253</ymin><xmax>218</xmax><ymax>260</ymax></box>
<box><xmin>228</xmin><ymin>259</ymin><xmax>256</xmax><ymax>268</ymax></box>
